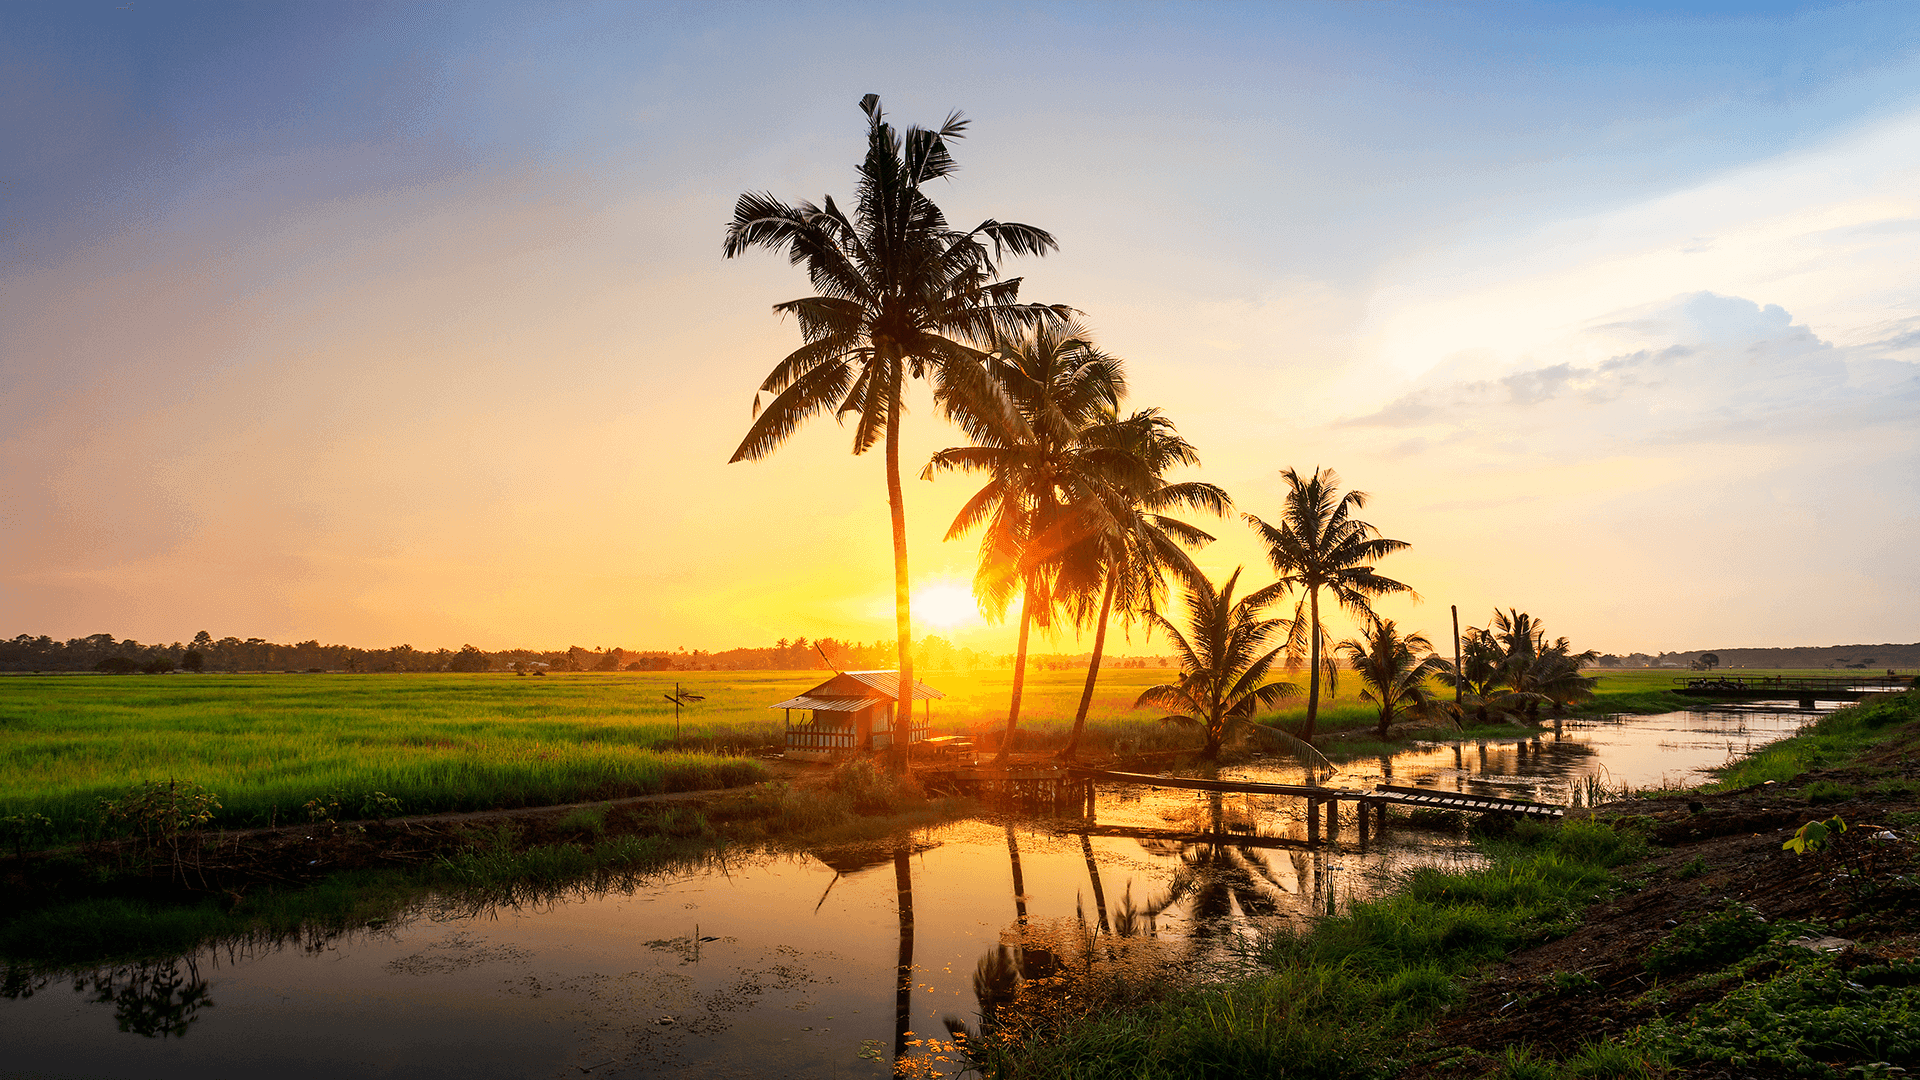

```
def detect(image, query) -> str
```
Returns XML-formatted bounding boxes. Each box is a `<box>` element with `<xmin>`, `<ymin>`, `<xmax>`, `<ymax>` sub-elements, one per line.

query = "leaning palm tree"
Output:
<box><xmin>726</xmin><ymin>94</ymin><xmax>1065</xmax><ymax>763</ymax></box>
<box><xmin>1133</xmin><ymin>568</ymin><xmax>1304</xmax><ymax>760</ymax></box>
<box><xmin>1059</xmin><ymin>409</ymin><xmax>1230</xmax><ymax>762</ymax></box>
<box><xmin>1336</xmin><ymin>617</ymin><xmax>1449</xmax><ymax>740</ymax></box>
<box><xmin>925</xmin><ymin>321</ymin><xmax>1129</xmax><ymax>763</ymax></box>
<box><xmin>1244</xmin><ymin>467</ymin><xmax>1414</xmax><ymax>744</ymax></box>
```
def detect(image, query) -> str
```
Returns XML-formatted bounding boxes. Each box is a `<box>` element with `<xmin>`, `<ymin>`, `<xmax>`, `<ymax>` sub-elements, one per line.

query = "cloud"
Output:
<box><xmin>1340</xmin><ymin>292</ymin><xmax>1916</xmax><ymax>457</ymax></box>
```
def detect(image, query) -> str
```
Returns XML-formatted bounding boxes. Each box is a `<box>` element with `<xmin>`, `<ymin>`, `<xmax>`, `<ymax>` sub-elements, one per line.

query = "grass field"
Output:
<box><xmin>4</xmin><ymin>665</ymin><xmax>1871</xmax><ymax>838</ymax></box>
<box><xmin>0</xmin><ymin>667</ymin><xmax>1392</xmax><ymax>835</ymax></box>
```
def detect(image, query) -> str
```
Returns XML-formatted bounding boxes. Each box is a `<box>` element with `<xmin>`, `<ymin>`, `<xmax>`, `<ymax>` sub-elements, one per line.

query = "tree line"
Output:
<box><xmin>0</xmin><ymin>631</ymin><xmax>1169</xmax><ymax>675</ymax></box>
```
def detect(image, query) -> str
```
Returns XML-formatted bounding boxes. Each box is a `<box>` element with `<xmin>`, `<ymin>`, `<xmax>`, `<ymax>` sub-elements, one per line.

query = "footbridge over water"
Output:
<box><xmin>1672</xmin><ymin>675</ymin><xmax>1912</xmax><ymax>709</ymax></box>
<box><xmin>1066</xmin><ymin>767</ymin><xmax>1564</xmax><ymax>845</ymax></box>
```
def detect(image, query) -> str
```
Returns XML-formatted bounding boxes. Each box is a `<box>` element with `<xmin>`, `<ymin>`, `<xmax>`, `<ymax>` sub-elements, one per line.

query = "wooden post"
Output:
<box><xmin>1357</xmin><ymin>798</ymin><xmax>1370</xmax><ymax>846</ymax></box>
<box><xmin>1307</xmin><ymin>798</ymin><xmax>1320</xmax><ymax>844</ymax></box>
<box><xmin>1327</xmin><ymin>797</ymin><xmax>1339</xmax><ymax>841</ymax></box>
<box><xmin>1451</xmin><ymin>605</ymin><xmax>1462</xmax><ymax>712</ymax></box>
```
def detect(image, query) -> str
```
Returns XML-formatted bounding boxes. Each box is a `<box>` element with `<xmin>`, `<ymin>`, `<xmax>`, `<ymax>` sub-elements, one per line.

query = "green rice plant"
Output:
<box><xmin>553</xmin><ymin>803</ymin><xmax>608</xmax><ymax>836</ymax></box>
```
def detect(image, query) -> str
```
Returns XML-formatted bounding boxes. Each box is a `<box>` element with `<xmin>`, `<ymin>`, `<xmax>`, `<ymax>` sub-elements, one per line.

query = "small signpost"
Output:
<box><xmin>663</xmin><ymin>682</ymin><xmax>704</xmax><ymax>744</ymax></box>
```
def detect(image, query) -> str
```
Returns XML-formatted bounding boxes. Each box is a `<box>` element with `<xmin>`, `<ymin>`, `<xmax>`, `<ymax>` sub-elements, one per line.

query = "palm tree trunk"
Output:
<box><xmin>994</xmin><ymin>585</ymin><xmax>1036</xmax><ymax>765</ymax></box>
<box><xmin>1061</xmin><ymin>573</ymin><xmax>1117</xmax><ymax>762</ymax></box>
<box><xmin>892</xmin><ymin>844</ymin><xmax>915</xmax><ymax>1074</ymax></box>
<box><xmin>1079</xmin><ymin>832</ymin><xmax>1111</xmax><ymax>936</ymax></box>
<box><xmin>1006</xmin><ymin>823</ymin><xmax>1028</xmax><ymax>928</ymax></box>
<box><xmin>1304</xmin><ymin>587</ymin><xmax>1322</xmax><ymax>743</ymax></box>
<box><xmin>885</xmin><ymin>370</ymin><xmax>913</xmax><ymax>772</ymax></box>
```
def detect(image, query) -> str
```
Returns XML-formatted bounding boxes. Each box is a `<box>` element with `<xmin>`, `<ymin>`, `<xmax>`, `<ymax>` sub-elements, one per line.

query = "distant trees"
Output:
<box><xmin>1694</xmin><ymin>652</ymin><xmax>1721</xmax><ymax>671</ymax></box>
<box><xmin>449</xmin><ymin>645</ymin><xmax>490</xmax><ymax>673</ymax></box>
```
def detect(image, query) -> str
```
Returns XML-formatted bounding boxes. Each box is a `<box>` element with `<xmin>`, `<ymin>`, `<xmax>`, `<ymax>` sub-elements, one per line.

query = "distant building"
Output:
<box><xmin>771</xmin><ymin>670</ymin><xmax>942</xmax><ymax>761</ymax></box>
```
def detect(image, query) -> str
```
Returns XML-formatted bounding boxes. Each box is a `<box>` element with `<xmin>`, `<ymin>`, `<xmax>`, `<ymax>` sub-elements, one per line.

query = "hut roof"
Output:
<box><xmin>769</xmin><ymin>670</ymin><xmax>945</xmax><ymax>711</ymax></box>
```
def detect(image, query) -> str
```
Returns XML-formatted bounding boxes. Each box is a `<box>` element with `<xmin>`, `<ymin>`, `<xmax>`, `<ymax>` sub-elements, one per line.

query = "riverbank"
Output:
<box><xmin>974</xmin><ymin>690</ymin><xmax>1920</xmax><ymax>1079</ymax></box>
<box><xmin>0</xmin><ymin>759</ymin><xmax>960</xmax><ymax>968</ymax></box>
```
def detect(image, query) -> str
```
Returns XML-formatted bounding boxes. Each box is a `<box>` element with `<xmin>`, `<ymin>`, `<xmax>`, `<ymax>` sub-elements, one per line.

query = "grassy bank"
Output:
<box><xmin>977</xmin><ymin>690</ymin><xmax>1920</xmax><ymax>1079</ymax></box>
<box><xmin>1712</xmin><ymin>689</ymin><xmax>1920</xmax><ymax>788</ymax></box>
<box><xmin>0</xmin><ymin>760</ymin><xmax>955</xmax><ymax>968</ymax></box>
<box><xmin>971</xmin><ymin>817</ymin><xmax>1646</xmax><ymax>1079</ymax></box>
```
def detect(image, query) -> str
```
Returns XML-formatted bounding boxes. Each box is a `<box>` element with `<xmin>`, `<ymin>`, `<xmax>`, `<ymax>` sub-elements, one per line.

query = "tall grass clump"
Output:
<box><xmin>977</xmin><ymin>817</ymin><xmax>1643</xmax><ymax>1078</ymax></box>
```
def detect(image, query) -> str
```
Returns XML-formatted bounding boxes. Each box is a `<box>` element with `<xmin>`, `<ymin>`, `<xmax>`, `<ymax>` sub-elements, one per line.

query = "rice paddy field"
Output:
<box><xmin>0</xmin><ymin>667</ymin><xmax>1380</xmax><ymax>835</ymax></box>
<box><xmin>2</xmin><ymin>665</ymin><xmax>1864</xmax><ymax>838</ymax></box>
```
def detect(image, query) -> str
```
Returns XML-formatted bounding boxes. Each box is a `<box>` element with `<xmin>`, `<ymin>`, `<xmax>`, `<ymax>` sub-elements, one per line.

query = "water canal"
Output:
<box><xmin>1</xmin><ymin>704</ymin><xmax>1824</xmax><ymax>1078</ymax></box>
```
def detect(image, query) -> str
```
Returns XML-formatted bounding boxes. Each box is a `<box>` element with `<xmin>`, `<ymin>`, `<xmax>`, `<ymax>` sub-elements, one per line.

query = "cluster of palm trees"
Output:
<box><xmin>1440</xmin><ymin>609</ymin><xmax>1601</xmax><ymax>726</ymax></box>
<box><xmin>726</xmin><ymin>96</ymin><xmax>1581</xmax><ymax>765</ymax></box>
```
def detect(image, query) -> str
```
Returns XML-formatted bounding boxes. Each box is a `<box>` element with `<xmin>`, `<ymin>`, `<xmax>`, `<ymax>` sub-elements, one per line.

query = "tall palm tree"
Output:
<box><xmin>726</xmin><ymin>94</ymin><xmax>1065</xmax><ymax>763</ymax></box>
<box><xmin>1059</xmin><ymin>410</ymin><xmax>1230</xmax><ymax>763</ymax></box>
<box><xmin>924</xmin><ymin>321</ymin><xmax>1129</xmax><ymax>763</ymax></box>
<box><xmin>1133</xmin><ymin>568</ymin><xmax>1301</xmax><ymax>760</ymax></box>
<box><xmin>1336</xmin><ymin>616</ymin><xmax>1448</xmax><ymax>740</ymax></box>
<box><xmin>1244</xmin><ymin>467</ymin><xmax>1413</xmax><ymax>744</ymax></box>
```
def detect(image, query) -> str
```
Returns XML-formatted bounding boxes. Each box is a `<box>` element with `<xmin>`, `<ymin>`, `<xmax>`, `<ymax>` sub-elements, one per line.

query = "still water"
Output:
<box><xmin>1</xmin><ymin>706</ymin><xmax>1817</xmax><ymax>1079</ymax></box>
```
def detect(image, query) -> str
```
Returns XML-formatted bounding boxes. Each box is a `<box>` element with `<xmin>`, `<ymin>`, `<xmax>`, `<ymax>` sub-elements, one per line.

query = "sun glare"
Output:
<box><xmin>913</xmin><ymin>582</ymin><xmax>981</xmax><ymax>630</ymax></box>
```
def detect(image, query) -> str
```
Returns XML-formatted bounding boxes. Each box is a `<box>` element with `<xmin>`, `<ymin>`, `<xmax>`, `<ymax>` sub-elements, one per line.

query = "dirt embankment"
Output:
<box><xmin>1406</xmin><ymin>728</ymin><xmax>1920</xmax><ymax>1076</ymax></box>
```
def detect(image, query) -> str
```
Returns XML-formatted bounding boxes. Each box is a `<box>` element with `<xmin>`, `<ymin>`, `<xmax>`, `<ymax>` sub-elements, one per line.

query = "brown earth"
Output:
<box><xmin>1404</xmin><ymin>748</ymin><xmax>1920</xmax><ymax>1077</ymax></box>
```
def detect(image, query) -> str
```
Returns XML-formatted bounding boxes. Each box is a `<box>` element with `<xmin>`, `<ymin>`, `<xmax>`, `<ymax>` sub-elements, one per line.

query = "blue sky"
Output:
<box><xmin>4</xmin><ymin>1</ymin><xmax>1916</xmax><ymax>654</ymax></box>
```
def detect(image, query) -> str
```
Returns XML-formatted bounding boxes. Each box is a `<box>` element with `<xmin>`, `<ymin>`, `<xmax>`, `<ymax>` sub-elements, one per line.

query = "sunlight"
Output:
<box><xmin>912</xmin><ymin>581</ymin><xmax>981</xmax><ymax>630</ymax></box>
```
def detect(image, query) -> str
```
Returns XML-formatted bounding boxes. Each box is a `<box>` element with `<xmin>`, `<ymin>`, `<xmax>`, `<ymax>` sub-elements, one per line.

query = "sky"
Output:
<box><xmin>2</xmin><ymin>0</ymin><xmax>1916</xmax><ymax>657</ymax></box>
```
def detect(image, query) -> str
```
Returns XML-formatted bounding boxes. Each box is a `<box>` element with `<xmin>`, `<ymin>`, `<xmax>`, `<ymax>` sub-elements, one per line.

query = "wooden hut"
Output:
<box><xmin>771</xmin><ymin>670</ymin><xmax>943</xmax><ymax>761</ymax></box>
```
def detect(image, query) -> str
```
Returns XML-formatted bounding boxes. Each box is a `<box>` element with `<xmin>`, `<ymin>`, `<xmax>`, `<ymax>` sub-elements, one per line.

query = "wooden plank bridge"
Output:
<box><xmin>923</xmin><ymin>764</ymin><xmax>1567</xmax><ymax>844</ymax></box>
<box><xmin>1672</xmin><ymin>675</ymin><xmax>1911</xmax><ymax>708</ymax></box>
<box><xmin>1066</xmin><ymin>768</ymin><xmax>1564</xmax><ymax>844</ymax></box>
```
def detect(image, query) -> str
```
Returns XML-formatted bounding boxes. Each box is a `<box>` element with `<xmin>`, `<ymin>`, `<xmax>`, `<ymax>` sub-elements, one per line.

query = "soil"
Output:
<box><xmin>1403</xmin><ymin>737</ymin><xmax>1920</xmax><ymax>1077</ymax></box>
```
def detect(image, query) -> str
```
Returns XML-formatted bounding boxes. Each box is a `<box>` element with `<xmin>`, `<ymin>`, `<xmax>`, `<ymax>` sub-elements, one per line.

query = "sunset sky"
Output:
<box><xmin>4</xmin><ymin>1</ymin><xmax>1916</xmax><ymax>658</ymax></box>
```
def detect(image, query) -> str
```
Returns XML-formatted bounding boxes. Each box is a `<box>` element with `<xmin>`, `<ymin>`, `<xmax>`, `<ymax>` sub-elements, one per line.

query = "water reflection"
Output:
<box><xmin>4</xmin><ymin>958</ymin><xmax>213</xmax><ymax>1039</ymax></box>
<box><xmin>0</xmin><ymin>707</ymin><xmax>1820</xmax><ymax>1079</ymax></box>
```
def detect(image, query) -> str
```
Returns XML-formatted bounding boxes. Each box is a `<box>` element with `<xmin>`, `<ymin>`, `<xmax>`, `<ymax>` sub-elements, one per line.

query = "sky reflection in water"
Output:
<box><xmin>0</xmin><ymin>707</ymin><xmax>1814</xmax><ymax>1078</ymax></box>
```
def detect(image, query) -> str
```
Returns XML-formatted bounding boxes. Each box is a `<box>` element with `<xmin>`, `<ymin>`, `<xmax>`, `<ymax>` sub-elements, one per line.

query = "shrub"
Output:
<box><xmin>1642</xmin><ymin>901</ymin><xmax>1771</xmax><ymax>975</ymax></box>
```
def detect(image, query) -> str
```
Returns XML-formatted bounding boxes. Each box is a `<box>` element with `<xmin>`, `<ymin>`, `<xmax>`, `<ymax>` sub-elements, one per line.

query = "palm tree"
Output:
<box><xmin>1059</xmin><ymin>410</ymin><xmax>1230</xmax><ymax>763</ymax></box>
<box><xmin>1133</xmin><ymin>568</ymin><xmax>1301</xmax><ymax>760</ymax></box>
<box><xmin>1436</xmin><ymin>620</ymin><xmax>1547</xmax><ymax>726</ymax></box>
<box><xmin>1335</xmin><ymin>616</ymin><xmax>1448</xmax><ymax>740</ymax></box>
<box><xmin>924</xmin><ymin>321</ymin><xmax>1128</xmax><ymax>763</ymax></box>
<box><xmin>725</xmin><ymin>94</ymin><xmax>1064</xmax><ymax>763</ymax></box>
<box><xmin>1244</xmin><ymin>467</ymin><xmax>1413</xmax><ymax>744</ymax></box>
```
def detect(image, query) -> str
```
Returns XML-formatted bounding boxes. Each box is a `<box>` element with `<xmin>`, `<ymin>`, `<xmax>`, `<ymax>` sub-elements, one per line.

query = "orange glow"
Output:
<box><xmin>912</xmin><ymin>581</ymin><xmax>982</xmax><ymax>631</ymax></box>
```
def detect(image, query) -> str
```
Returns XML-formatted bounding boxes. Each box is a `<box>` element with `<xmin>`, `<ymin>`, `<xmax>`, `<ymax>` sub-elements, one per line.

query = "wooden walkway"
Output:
<box><xmin>1067</xmin><ymin>767</ymin><xmax>1564</xmax><ymax>843</ymax></box>
<box><xmin>1672</xmin><ymin>675</ymin><xmax>1909</xmax><ymax>707</ymax></box>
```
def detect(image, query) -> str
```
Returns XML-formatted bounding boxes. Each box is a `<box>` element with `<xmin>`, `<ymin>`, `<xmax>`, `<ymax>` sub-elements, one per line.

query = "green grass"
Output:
<box><xmin>0</xmin><ymin>668</ymin><xmax>1416</xmax><ymax>838</ymax></box>
<box><xmin>975</xmin><ymin>818</ymin><xmax>1645</xmax><ymax>1079</ymax></box>
<box><xmin>1711</xmin><ymin>690</ymin><xmax>1920</xmax><ymax>790</ymax></box>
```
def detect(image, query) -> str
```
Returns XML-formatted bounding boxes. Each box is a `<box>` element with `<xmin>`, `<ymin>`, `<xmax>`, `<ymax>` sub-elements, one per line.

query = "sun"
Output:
<box><xmin>912</xmin><ymin>581</ymin><xmax>981</xmax><ymax>630</ymax></box>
